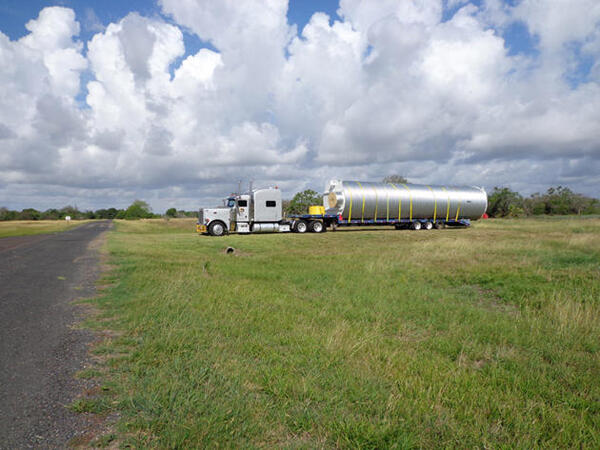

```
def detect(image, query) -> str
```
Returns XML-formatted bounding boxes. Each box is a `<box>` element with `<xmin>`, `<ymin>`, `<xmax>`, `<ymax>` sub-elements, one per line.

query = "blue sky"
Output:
<box><xmin>0</xmin><ymin>0</ymin><xmax>598</xmax><ymax>211</ymax></box>
<box><xmin>1</xmin><ymin>1</ymin><xmax>538</xmax><ymax>59</ymax></box>
<box><xmin>1</xmin><ymin>1</ymin><xmax>339</xmax><ymax>45</ymax></box>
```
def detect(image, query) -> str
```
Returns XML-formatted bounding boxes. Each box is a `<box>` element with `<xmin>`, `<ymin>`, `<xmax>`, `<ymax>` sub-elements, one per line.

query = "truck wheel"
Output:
<box><xmin>309</xmin><ymin>220</ymin><xmax>324</xmax><ymax>233</ymax></box>
<box><xmin>434</xmin><ymin>222</ymin><xmax>444</xmax><ymax>229</ymax></box>
<box><xmin>424</xmin><ymin>221</ymin><xmax>433</xmax><ymax>230</ymax></box>
<box><xmin>208</xmin><ymin>221</ymin><xmax>226</xmax><ymax>236</ymax></box>
<box><xmin>411</xmin><ymin>221</ymin><xmax>422</xmax><ymax>230</ymax></box>
<box><xmin>295</xmin><ymin>220</ymin><xmax>308</xmax><ymax>233</ymax></box>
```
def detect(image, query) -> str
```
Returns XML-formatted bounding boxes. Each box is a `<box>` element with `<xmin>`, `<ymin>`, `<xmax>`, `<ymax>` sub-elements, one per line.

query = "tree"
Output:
<box><xmin>523</xmin><ymin>186</ymin><xmax>599</xmax><ymax>216</ymax></box>
<box><xmin>0</xmin><ymin>207</ymin><xmax>17</xmax><ymax>221</ymax></box>
<box><xmin>570</xmin><ymin>193</ymin><xmax>590</xmax><ymax>215</ymax></box>
<box><xmin>507</xmin><ymin>203</ymin><xmax>525</xmax><ymax>217</ymax></box>
<box><xmin>123</xmin><ymin>200</ymin><xmax>153</xmax><ymax>219</ymax></box>
<box><xmin>59</xmin><ymin>205</ymin><xmax>81</xmax><ymax>220</ymax></box>
<box><xmin>19</xmin><ymin>208</ymin><xmax>41</xmax><ymax>220</ymax></box>
<box><xmin>41</xmin><ymin>208</ymin><xmax>60</xmax><ymax>220</ymax></box>
<box><xmin>487</xmin><ymin>187</ymin><xmax>523</xmax><ymax>218</ymax></box>
<box><xmin>94</xmin><ymin>208</ymin><xmax>122</xmax><ymax>219</ymax></box>
<box><xmin>382</xmin><ymin>175</ymin><xmax>408</xmax><ymax>184</ymax></box>
<box><xmin>545</xmin><ymin>186</ymin><xmax>580</xmax><ymax>215</ymax></box>
<box><xmin>582</xmin><ymin>198</ymin><xmax>600</xmax><ymax>215</ymax></box>
<box><xmin>285</xmin><ymin>189</ymin><xmax>322</xmax><ymax>215</ymax></box>
<box><xmin>104</xmin><ymin>207</ymin><xmax>120</xmax><ymax>219</ymax></box>
<box><xmin>165</xmin><ymin>207</ymin><xmax>177</xmax><ymax>217</ymax></box>
<box><xmin>524</xmin><ymin>193</ymin><xmax>546</xmax><ymax>215</ymax></box>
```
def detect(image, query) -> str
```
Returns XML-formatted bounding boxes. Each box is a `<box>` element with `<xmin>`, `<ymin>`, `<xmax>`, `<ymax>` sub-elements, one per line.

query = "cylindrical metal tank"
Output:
<box><xmin>323</xmin><ymin>179</ymin><xmax>487</xmax><ymax>221</ymax></box>
<box><xmin>251</xmin><ymin>223</ymin><xmax>281</xmax><ymax>233</ymax></box>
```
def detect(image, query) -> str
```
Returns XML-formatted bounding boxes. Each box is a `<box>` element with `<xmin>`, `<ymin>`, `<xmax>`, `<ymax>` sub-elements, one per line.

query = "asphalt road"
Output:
<box><xmin>0</xmin><ymin>221</ymin><xmax>111</xmax><ymax>448</ymax></box>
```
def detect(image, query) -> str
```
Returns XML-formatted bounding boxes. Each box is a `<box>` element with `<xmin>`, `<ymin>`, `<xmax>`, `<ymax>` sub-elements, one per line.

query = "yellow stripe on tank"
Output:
<box><xmin>373</xmin><ymin>186</ymin><xmax>378</xmax><ymax>221</ymax></box>
<box><xmin>389</xmin><ymin>183</ymin><xmax>401</xmax><ymax>219</ymax></box>
<box><xmin>356</xmin><ymin>181</ymin><xmax>366</xmax><ymax>222</ymax></box>
<box><xmin>401</xmin><ymin>184</ymin><xmax>412</xmax><ymax>220</ymax></box>
<box><xmin>348</xmin><ymin>184</ymin><xmax>353</xmax><ymax>222</ymax></box>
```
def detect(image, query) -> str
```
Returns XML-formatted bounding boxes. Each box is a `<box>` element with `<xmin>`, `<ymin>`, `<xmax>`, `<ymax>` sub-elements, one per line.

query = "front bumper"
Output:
<box><xmin>196</xmin><ymin>224</ymin><xmax>207</xmax><ymax>233</ymax></box>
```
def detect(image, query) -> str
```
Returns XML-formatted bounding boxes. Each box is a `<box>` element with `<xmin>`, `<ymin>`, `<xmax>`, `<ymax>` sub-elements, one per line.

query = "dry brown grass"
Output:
<box><xmin>0</xmin><ymin>219</ymin><xmax>93</xmax><ymax>238</ymax></box>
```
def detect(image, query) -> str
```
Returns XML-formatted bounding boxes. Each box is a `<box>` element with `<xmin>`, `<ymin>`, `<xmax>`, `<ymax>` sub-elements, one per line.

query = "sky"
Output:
<box><xmin>0</xmin><ymin>0</ymin><xmax>599</xmax><ymax>213</ymax></box>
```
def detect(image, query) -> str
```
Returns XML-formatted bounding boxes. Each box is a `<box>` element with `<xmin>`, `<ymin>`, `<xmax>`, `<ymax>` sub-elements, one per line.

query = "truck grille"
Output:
<box><xmin>198</xmin><ymin>209</ymin><xmax>204</xmax><ymax>223</ymax></box>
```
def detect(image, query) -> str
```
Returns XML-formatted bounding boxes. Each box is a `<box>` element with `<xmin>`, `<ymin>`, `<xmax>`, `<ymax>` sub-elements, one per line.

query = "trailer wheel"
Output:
<box><xmin>309</xmin><ymin>220</ymin><xmax>324</xmax><ymax>233</ymax></box>
<box><xmin>208</xmin><ymin>221</ymin><xmax>226</xmax><ymax>236</ymax></box>
<box><xmin>411</xmin><ymin>221</ymin><xmax>422</xmax><ymax>230</ymax></box>
<box><xmin>295</xmin><ymin>220</ymin><xmax>308</xmax><ymax>233</ymax></box>
<box><xmin>434</xmin><ymin>222</ymin><xmax>444</xmax><ymax>229</ymax></box>
<box><xmin>424</xmin><ymin>221</ymin><xmax>433</xmax><ymax>230</ymax></box>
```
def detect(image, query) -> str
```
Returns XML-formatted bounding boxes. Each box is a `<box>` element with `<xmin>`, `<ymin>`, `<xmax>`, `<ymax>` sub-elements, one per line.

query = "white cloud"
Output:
<box><xmin>513</xmin><ymin>0</ymin><xmax>600</xmax><ymax>53</ymax></box>
<box><xmin>0</xmin><ymin>1</ymin><xmax>599</xmax><ymax>212</ymax></box>
<box><xmin>19</xmin><ymin>7</ymin><xmax>87</xmax><ymax>98</ymax></box>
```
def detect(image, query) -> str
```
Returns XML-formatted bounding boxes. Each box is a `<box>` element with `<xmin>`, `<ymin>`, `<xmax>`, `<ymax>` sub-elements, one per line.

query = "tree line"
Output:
<box><xmin>0</xmin><ymin>200</ymin><xmax>197</xmax><ymax>221</ymax></box>
<box><xmin>487</xmin><ymin>186</ymin><xmax>600</xmax><ymax>217</ymax></box>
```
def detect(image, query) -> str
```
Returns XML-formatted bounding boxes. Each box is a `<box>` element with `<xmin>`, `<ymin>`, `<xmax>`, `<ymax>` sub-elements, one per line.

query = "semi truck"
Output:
<box><xmin>197</xmin><ymin>179</ymin><xmax>488</xmax><ymax>236</ymax></box>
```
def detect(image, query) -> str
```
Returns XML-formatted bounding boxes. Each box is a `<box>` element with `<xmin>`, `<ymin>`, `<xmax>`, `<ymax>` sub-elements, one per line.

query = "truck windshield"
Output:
<box><xmin>227</xmin><ymin>198</ymin><xmax>235</xmax><ymax>207</ymax></box>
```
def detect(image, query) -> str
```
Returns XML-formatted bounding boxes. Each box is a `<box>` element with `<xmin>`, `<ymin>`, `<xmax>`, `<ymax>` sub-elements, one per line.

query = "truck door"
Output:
<box><xmin>236</xmin><ymin>196</ymin><xmax>250</xmax><ymax>222</ymax></box>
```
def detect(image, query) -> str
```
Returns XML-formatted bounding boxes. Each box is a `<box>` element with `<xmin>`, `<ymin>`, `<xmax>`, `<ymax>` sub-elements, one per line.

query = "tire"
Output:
<box><xmin>424</xmin><ymin>221</ymin><xmax>433</xmax><ymax>230</ymax></box>
<box><xmin>434</xmin><ymin>222</ymin><xmax>444</xmax><ymax>229</ymax></box>
<box><xmin>411</xmin><ymin>221</ymin><xmax>422</xmax><ymax>230</ymax></box>
<box><xmin>208</xmin><ymin>221</ymin><xmax>226</xmax><ymax>236</ymax></box>
<box><xmin>295</xmin><ymin>220</ymin><xmax>308</xmax><ymax>233</ymax></box>
<box><xmin>309</xmin><ymin>220</ymin><xmax>324</xmax><ymax>233</ymax></box>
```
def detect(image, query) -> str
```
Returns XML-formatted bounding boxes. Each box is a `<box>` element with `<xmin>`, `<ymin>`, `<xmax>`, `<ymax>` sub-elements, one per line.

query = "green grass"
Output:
<box><xmin>0</xmin><ymin>220</ymin><xmax>91</xmax><ymax>238</ymax></box>
<box><xmin>84</xmin><ymin>217</ymin><xmax>600</xmax><ymax>448</ymax></box>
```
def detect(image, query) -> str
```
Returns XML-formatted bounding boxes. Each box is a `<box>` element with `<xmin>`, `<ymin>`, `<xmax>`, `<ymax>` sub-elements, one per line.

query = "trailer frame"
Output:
<box><xmin>287</xmin><ymin>213</ymin><xmax>470</xmax><ymax>232</ymax></box>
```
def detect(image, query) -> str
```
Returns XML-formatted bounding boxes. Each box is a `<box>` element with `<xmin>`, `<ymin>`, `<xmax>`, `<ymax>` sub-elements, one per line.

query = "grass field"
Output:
<box><xmin>80</xmin><ymin>217</ymin><xmax>599</xmax><ymax>448</ymax></box>
<box><xmin>0</xmin><ymin>220</ymin><xmax>91</xmax><ymax>238</ymax></box>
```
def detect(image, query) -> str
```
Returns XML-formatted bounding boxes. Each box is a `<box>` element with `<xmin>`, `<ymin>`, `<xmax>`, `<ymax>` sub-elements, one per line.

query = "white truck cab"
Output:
<box><xmin>197</xmin><ymin>187</ymin><xmax>290</xmax><ymax>236</ymax></box>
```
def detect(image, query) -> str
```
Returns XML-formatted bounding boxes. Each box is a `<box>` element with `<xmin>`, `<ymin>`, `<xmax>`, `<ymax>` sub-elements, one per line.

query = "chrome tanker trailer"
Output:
<box><xmin>323</xmin><ymin>179</ymin><xmax>487</xmax><ymax>230</ymax></box>
<box><xmin>197</xmin><ymin>179</ymin><xmax>487</xmax><ymax>236</ymax></box>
